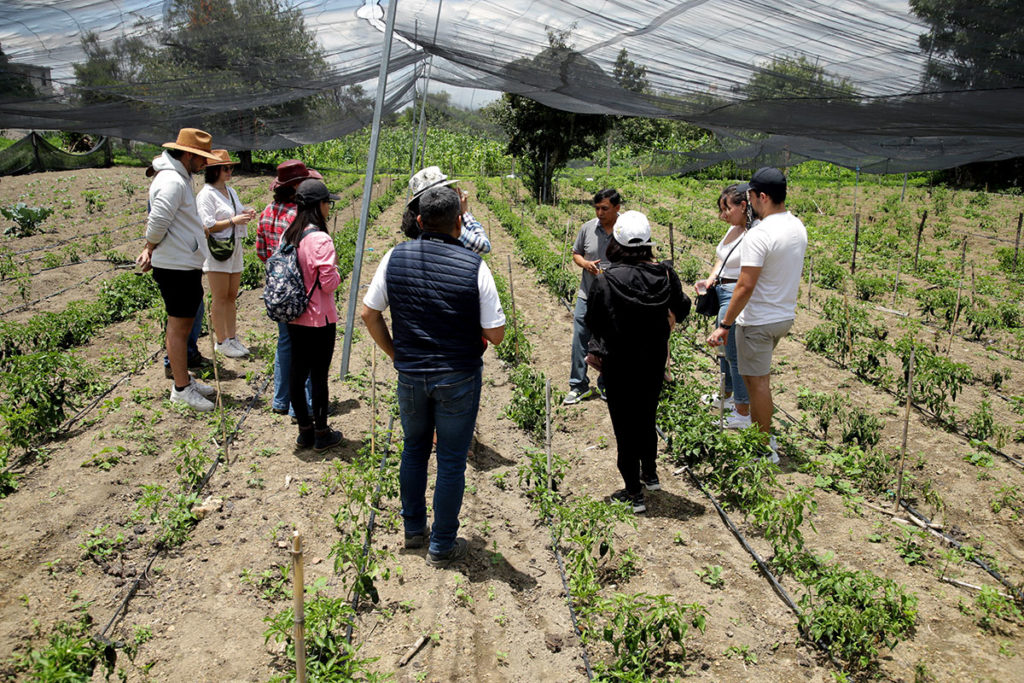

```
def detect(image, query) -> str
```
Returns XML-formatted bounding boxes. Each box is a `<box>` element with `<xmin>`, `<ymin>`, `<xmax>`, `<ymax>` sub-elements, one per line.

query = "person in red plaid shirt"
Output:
<box><xmin>257</xmin><ymin>160</ymin><xmax>323</xmax><ymax>417</ymax></box>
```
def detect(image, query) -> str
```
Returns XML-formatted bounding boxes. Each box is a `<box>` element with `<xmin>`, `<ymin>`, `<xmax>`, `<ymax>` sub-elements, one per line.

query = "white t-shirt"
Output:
<box><xmin>737</xmin><ymin>211</ymin><xmax>807</xmax><ymax>326</ymax></box>
<box><xmin>363</xmin><ymin>247</ymin><xmax>506</xmax><ymax>329</ymax></box>
<box><xmin>715</xmin><ymin>225</ymin><xmax>745</xmax><ymax>280</ymax></box>
<box><xmin>196</xmin><ymin>184</ymin><xmax>246</xmax><ymax>240</ymax></box>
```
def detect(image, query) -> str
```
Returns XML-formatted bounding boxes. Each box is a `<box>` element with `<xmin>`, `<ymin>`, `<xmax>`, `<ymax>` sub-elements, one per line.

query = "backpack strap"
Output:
<box><xmin>298</xmin><ymin>227</ymin><xmax>322</xmax><ymax>298</ymax></box>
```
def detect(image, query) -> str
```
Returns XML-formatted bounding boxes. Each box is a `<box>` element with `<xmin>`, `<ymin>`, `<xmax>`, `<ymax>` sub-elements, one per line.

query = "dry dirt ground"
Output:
<box><xmin>0</xmin><ymin>167</ymin><xmax>1022</xmax><ymax>682</ymax></box>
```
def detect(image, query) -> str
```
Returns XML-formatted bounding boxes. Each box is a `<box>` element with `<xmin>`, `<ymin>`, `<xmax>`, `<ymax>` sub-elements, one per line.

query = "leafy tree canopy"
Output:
<box><xmin>741</xmin><ymin>54</ymin><xmax>859</xmax><ymax>100</ymax></box>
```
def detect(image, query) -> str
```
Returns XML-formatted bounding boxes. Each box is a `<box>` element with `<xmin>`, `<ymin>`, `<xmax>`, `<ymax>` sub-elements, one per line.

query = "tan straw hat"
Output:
<box><xmin>205</xmin><ymin>149</ymin><xmax>238</xmax><ymax>167</ymax></box>
<box><xmin>162</xmin><ymin>128</ymin><xmax>219</xmax><ymax>161</ymax></box>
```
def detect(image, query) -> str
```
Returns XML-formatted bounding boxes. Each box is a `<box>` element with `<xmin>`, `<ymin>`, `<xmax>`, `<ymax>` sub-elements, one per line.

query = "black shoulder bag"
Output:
<box><xmin>694</xmin><ymin>236</ymin><xmax>742</xmax><ymax>317</ymax></box>
<box><xmin>207</xmin><ymin>190</ymin><xmax>237</xmax><ymax>261</ymax></box>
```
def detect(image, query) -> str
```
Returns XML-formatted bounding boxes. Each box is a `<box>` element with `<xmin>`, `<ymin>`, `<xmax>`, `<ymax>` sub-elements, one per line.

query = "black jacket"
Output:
<box><xmin>585</xmin><ymin>261</ymin><xmax>690</xmax><ymax>369</ymax></box>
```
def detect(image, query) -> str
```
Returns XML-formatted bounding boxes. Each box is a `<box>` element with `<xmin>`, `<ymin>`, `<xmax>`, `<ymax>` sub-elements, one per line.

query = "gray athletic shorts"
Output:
<box><xmin>736</xmin><ymin>319</ymin><xmax>793</xmax><ymax>376</ymax></box>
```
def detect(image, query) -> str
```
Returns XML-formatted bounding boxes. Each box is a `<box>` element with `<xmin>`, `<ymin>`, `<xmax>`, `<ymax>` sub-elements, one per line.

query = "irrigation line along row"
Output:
<box><xmin>344</xmin><ymin>413</ymin><xmax>397</xmax><ymax>645</ymax></box>
<box><xmin>687</xmin><ymin>329</ymin><xmax>1024</xmax><ymax>606</ymax></box>
<box><xmin>898</xmin><ymin>499</ymin><xmax>1024</xmax><ymax>604</ymax></box>
<box><xmin>0</xmin><ymin>261</ymin><xmax>133</xmax><ymax>316</ymax></box>
<box><xmin>100</xmin><ymin>372</ymin><xmax>272</xmax><ymax>640</ymax></box>
<box><xmin>13</xmin><ymin>215</ymin><xmax>145</xmax><ymax>256</ymax></box>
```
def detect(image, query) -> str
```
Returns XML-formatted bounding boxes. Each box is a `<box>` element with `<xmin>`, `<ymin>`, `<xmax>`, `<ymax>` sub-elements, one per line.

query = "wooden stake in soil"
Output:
<box><xmin>946</xmin><ymin>237</ymin><xmax>967</xmax><ymax>355</ymax></box>
<box><xmin>850</xmin><ymin>213</ymin><xmax>860</xmax><ymax>275</ymax></box>
<box><xmin>669</xmin><ymin>222</ymin><xmax>675</xmax><ymax>265</ymax></box>
<box><xmin>913</xmin><ymin>211</ymin><xmax>928</xmax><ymax>271</ymax></box>
<box><xmin>893</xmin><ymin>346</ymin><xmax>915</xmax><ymax>513</ymax></box>
<box><xmin>291</xmin><ymin>531</ymin><xmax>307</xmax><ymax>683</ymax></box>
<box><xmin>893</xmin><ymin>257</ymin><xmax>901</xmax><ymax>305</ymax></box>
<box><xmin>370</xmin><ymin>344</ymin><xmax>377</xmax><ymax>457</ymax></box>
<box><xmin>718</xmin><ymin>360</ymin><xmax>727</xmax><ymax>430</ymax></box>
<box><xmin>1015</xmin><ymin>212</ymin><xmax>1023</xmax><ymax>274</ymax></box>
<box><xmin>507</xmin><ymin>255</ymin><xmax>519</xmax><ymax>362</ymax></box>
<box><xmin>545</xmin><ymin>378</ymin><xmax>552</xmax><ymax>491</ymax></box>
<box><xmin>206</xmin><ymin>293</ymin><xmax>228</xmax><ymax>460</ymax></box>
<box><xmin>843</xmin><ymin>284</ymin><xmax>853</xmax><ymax>363</ymax></box>
<box><xmin>561</xmin><ymin>218</ymin><xmax>573</xmax><ymax>271</ymax></box>
<box><xmin>806</xmin><ymin>255</ymin><xmax>813</xmax><ymax>309</ymax></box>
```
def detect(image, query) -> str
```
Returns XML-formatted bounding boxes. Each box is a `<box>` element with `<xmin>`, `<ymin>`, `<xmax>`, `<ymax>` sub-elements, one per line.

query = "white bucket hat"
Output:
<box><xmin>612</xmin><ymin>210</ymin><xmax>655</xmax><ymax>247</ymax></box>
<box><xmin>408</xmin><ymin>166</ymin><xmax>458</xmax><ymax>205</ymax></box>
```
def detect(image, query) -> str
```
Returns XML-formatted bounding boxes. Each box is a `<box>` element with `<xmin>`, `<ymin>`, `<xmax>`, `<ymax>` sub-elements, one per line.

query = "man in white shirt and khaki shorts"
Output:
<box><xmin>707</xmin><ymin>167</ymin><xmax>807</xmax><ymax>461</ymax></box>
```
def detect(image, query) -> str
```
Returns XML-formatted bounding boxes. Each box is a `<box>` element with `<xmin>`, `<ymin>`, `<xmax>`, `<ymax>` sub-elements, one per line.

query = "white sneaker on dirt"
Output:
<box><xmin>723</xmin><ymin>410</ymin><xmax>752</xmax><ymax>429</ymax></box>
<box><xmin>766</xmin><ymin>436</ymin><xmax>781</xmax><ymax>464</ymax></box>
<box><xmin>229</xmin><ymin>337</ymin><xmax>250</xmax><ymax>356</ymax></box>
<box><xmin>191</xmin><ymin>378</ymin><xmax>216</xmax><ymax>399</ymax></box>
<box><xmin>170</xmin><ymin>382</ymin><xmax>215</xmax><ymax>412</ymax></box>
<box><xmin>216</xmin><ymin>339</ymin><xmax>247</xmax><ymax>358</ymax></box>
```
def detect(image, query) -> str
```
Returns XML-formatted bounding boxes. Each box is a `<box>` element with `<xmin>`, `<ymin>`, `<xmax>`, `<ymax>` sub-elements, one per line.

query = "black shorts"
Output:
<box><xmin>151</xmin><ymin>267</ymin><xmax>203</xmax><ymax>319</ymax></box>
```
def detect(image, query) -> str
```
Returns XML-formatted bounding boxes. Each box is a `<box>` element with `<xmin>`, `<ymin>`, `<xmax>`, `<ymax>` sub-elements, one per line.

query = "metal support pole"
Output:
<box><xmin>1014</xmin><ymin>212</ymin><xmax>1023</xmax><ymax>274</ymax></box>
<box><xmin>340</xmin><ymin>0</ymin><xmax>399</xmax><ymax>379</ymax></box>
<box><xmin>850</xmin><ymin>213</ymin><xmax>860</xmax><ymax>275</ymax></box>
<box><xmin>409</xmin><ymin>0</ymin><xmax>444</xmax><ymax>185</ymax></box>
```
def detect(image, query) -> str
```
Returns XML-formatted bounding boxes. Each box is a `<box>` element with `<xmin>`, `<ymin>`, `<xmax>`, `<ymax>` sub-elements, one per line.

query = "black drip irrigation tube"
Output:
<box><xmin>345</xmin><ymin>413</ymin><xmax>397</xmax><ymax>645</ymax></box>
<box><xmin>12</xmin><ymin>217</ymin><xmax>146</xmax><ymax>257</ymax></box>
<box><xmin>790</xmin><ymin>331</ymin><xmax>1024</xmax><ymax>472</ymax></box>
<box><xmin>899</xmin><ymin>499</ymin><xmax>1024</xmax><ymax>604</ymax></box>
<box><xmin>98</xmin><ymin>373</ymin><xmax>272</xmax><ymax>642</ymax></box>
<box><xmin>547</xmin><ymin>523</ymin><xmax>595</xmax><ymax>681</ymax></box>
<box><xmin>0</xmin><ymin>262</ymin><xmax>134</xmax><ymax>316</ymax></box>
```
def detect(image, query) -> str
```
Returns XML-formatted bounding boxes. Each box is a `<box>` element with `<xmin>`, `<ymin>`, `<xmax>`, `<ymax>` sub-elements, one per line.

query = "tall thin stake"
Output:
<box><xmin>291</xmin><ymin>531</ymin><xmax>307</xmax><ymax>683</ymax></box>
<box><xmin>206</xmin><ymin>294</ymin><xmax>228</xmax><ymax>460</ymax></box>
<box><xmin>1014</xmin><ymin>212</ymin><xmax>1023</xmax><ymax>274</ymax></box>
<box><xmin>561</xmin><ymin>218</ymin><xmax>573</xmax><ymax>271</ymax></box>
<box><xmin>853</xmin><ymin>167</ymin><xmax>860</xmax><ymax>216</ymax></box>
<box><xmin>545</xmin><ymin>379</ymin><xmax>552</xmax><ymax>491</ymax></box>
<box><xmin>901</xmin><ymin>172</ymin><xmax>908</xmax><ymax>202</ymax></box>
<box><xmin>669</xmin><ymin>223</ymin><xmax>675</xmax><ymax>265</ymax></box>
<box><xmin>371</xmin><ymin>344</ymin><xmax>377</xmax><ymax>456</ymax></box>
<box><xmin>947</xmin><ymin>237</ymin><xmax>967</xmax><ymax>355</ymax></box>
<box><xmin>893</xmin><ymin>347</ymin><xmax>916</xmax><ymax>513</ymax></box>
<box><xmin>807</xmin><ymin>256</ymin><xmax>813</xmax><ymax>309</ymax></box>
<box><xmin>850</xmin><ymin>213</ymin><xmax>860</xmax><ymax>275</ymax></box>
<box><xmin>843</xmin><ymin>284</ymin><xmax>853</xmax><ymax>364</ymax></box>
<box><xmin>913</xmin><ymin>211</ymin><xmax>928</xmax><ymax>272</ymax></box>
<box><xmin>718</xmin><ymin>361</ymin><xmax>727</xmax><ymax>430</ymax></box>
<box><xmin>507</xmin><ymin>255</ymin><xmax>519</xmax><ymax>362</ymax></box>
<box><xmin>893</xmin><ymin>257</ymin><xmax>902</xmax><ymax>305</ymax></box>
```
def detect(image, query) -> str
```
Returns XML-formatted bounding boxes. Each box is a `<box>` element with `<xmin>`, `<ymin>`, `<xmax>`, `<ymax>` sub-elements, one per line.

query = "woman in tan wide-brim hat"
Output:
<box><xmin>197</xmin><ymin>149</ymin><xmax>256</xmax><ymax>359</ymax></box>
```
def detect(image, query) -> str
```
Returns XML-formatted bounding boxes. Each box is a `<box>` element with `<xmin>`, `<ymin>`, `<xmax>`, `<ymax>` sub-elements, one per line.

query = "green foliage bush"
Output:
<box><xmin>813</xmin><ymin>257</ymin><xmax>847</xmax><ymax>289</ymax></box>
<box><xmin>1</xmin><ymin>202</ymin><xmax>53</xmax><ymax>237</ymax></box>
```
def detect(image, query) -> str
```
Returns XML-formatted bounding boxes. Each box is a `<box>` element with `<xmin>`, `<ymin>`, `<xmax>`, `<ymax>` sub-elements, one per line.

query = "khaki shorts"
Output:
<box><xmin>736</xmin><ymin>319</ymin><xmax>793</xmax><ymax>376</ymax></box>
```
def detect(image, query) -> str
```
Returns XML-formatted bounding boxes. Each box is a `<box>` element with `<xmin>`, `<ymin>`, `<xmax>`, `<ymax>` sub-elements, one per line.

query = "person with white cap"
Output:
<box><xmin>707</xmin><ymin>167</ymin><xmax>807</xmax><ymax>463</ymax></box>
<box><xmin>585</xmin><ymin>211</ymin><xmax>689</xmax><ymax>513</ymax></box>
<box><xmin>136</xmin><ymin>127</ymin><xmax>221</xmax><ymax>412</ymax></box>
<box><xmin>402</xmin><ymin>166</ymin><xmax>490</xmax><ymax>254</ymax></box>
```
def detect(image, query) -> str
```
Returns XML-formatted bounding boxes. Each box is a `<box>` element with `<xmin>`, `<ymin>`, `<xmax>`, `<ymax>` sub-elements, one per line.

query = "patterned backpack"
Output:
<box><xmin>263</xmin><ymin>228</ymin><xmax>320</xmax><ymax>323</ymax></box>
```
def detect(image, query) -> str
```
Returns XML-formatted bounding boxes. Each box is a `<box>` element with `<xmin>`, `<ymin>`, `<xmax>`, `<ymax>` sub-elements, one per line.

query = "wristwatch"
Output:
<box><xmin>719</xmin><ymin>321</ymin><xmax>732</xmax><ymax>330</ymax></box>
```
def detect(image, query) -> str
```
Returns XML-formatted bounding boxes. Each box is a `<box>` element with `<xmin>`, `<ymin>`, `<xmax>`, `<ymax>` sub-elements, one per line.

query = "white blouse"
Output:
<box><xmin>196</xmin><ymin>184</ymin><xmax>246</xmax><ymax>240</ymax></box>
<box><xmin>715</xmin><ymin>225</ymin><xmax>745</xmax><ymax>280</ymax></box>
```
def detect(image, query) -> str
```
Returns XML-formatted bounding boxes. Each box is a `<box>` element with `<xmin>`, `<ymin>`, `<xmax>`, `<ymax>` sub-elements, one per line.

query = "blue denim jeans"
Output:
<box><xmin>274</xmin><ymin>321</ymin><xmax>312</xmax><ymax>415</ymax></box>
<box><xmin>716</xmin><ymin>283</ymin><xmax>749</xmax><ymax>405</ymax></box>
<box><xmin>163</xmin><ymin>299</ymin><xmax>203</xmax><ymax>368</ymax></box>
<box><xmin>570</xmin><ymin>296</ymin><xmax>605</xmax><ymax>393</ymax></box>
<box><xmin>397</xmin><ymin>367</ymin><xmax>482</xmax><ymax>555</ymax></box>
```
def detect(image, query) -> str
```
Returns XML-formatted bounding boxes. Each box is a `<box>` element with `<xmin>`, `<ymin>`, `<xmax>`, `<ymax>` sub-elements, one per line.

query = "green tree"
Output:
<box><xmin>910</xmin><ymin>0</ymin><xmax>1023</xmax><ymax>88</ymax></box>
<box><xmin>491</xmin><ymin>30</ymin><xmax>611</xmax><ymax>202</ymax></box>
<box><xmin>741</xmin><ymin>54</ymin><xmax>859</xmax><ymax>100</ymax></box>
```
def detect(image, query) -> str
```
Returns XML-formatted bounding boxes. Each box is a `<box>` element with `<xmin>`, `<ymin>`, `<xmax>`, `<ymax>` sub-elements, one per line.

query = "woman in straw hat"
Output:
<box><xmin>197</xmin><ymin>149</ymin><xmax>256</xmax><ymax>359</ymax></box>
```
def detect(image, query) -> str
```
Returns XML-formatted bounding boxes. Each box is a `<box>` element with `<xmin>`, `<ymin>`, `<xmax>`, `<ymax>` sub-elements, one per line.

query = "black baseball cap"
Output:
<box><xmin>294</xmin><ymin>178</ymin><xmax>340</xmax><ymax>205</ymax></box>
<box><xmin>739</xmin><ymin>167</ymin><xmax>786</xmax><ymax>195</ymax></box>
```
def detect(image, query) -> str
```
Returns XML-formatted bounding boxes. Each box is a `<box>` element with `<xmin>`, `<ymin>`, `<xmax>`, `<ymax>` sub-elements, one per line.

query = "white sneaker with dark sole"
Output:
<box><xmin>562</xmin><ymin>388</ymin><xmax>594</xmax><ymax>405</ymax></box>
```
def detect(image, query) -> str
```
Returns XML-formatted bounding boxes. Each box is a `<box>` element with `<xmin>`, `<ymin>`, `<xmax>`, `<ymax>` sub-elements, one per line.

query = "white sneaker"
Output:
<box><xmin>191</xmin><ymin>378</ymin><xmax>216</xmax><ymax>399</ymax></box>
<box><xmin>723</xmin><ymin>410</ymin><xmax>752</xmax><ymax>429</ymax></box>
<box><xmin>766</xmin><ymin>436</ymin><xmax>781</xmax><ymax>464</ymax></box>
<box><xmin>216</xmin><ymin>339</ymin><xmax>247</xmax><ymax>358</ymax></box>
<box><xmin>170</xmin><ymin>382</ymin><xmax>215</xmax><ymax>412</ymax></box>
<box><xmin>229</xmin><ymin>337</ymin><xmax>250</xmax><ymax>356</ymax></box>
<box><xmin>702</xmin><ymin>393</ymin><xmax>735</xmax><ymax>412</ymax></box>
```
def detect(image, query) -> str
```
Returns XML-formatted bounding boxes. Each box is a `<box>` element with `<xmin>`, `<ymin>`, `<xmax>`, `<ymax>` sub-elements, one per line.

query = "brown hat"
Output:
<box><xmin>271</xmin><ymin>159</ymin><xmax>323</xmax><ymax>190</ymax></box>
<box><xmin>162</xmin><ymin>128</ymin><xmax>219</xmax><ymax>161</ymax></box>
<box><xmin>205</xmin><ymin>149</ymin><xmax>238</xmax><ymax>167</ymax></box>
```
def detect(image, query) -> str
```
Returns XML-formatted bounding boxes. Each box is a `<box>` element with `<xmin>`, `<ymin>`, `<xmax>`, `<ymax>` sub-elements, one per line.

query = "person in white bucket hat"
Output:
<box><xmin>401</xmin><ymin>166</ymin><xmax>490</xmax><ymax>255</ymax></box>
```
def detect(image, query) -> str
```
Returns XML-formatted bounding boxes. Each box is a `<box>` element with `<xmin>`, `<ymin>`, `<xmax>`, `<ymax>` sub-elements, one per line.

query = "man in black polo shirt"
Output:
<box><xmin>361</xmin><ymin>186</ymin><xmax>505</xmax><ymax>567</ymax></box>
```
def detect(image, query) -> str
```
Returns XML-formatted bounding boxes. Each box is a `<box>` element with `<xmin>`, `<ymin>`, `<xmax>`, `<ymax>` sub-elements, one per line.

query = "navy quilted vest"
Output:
<box><xmin>386</xmin><ymin>233</ymin><xmax>484</xmax><ymax>374</ymax></box>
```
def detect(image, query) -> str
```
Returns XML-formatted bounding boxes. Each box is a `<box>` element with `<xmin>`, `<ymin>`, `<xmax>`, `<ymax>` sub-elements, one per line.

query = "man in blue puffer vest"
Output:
<box><xmin>362</xmin><ymin>186</ymin><xmax>506</xmax><ymax>568</ymax></box>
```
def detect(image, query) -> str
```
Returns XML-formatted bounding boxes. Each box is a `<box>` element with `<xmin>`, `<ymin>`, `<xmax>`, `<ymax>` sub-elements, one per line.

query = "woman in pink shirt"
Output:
<box><xmin>281</xmin><ymin>179</ymin><xmax>343</xmax><ymax>452</ymax></box>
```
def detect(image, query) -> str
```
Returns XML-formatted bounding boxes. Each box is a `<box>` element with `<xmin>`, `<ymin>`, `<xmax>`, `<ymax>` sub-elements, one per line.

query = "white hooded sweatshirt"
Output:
<box><xmin>145</xmin><ymin>151</ymin><xmax>206</xmax><ymax>271</ymax></box>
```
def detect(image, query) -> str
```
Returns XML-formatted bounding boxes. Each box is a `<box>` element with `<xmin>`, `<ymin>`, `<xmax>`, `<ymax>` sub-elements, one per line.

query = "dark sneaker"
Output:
<box><xmin>314</xmin><ymin>428</ymin><xmax>343</xmax><ymax>452</ymax></box>
<box><xmin>164</xmin><ymin>363</ymin><xmax>173</xmax><ymax>379</ymax></box>
<box><xmin>296</xmin><ymin>426</ymin><xmax>314</xmax><ymax>449</ymax></box>
<box><xmin>610</xmin><ymin>488</ymin><xmax>646</xmax><ymax>514</ymax></box>
<box><xmin>188</xmin><ymin>353</ymin><xmax>213</xmax><ymax>369</ymax></box>
<box><xmin>404</xmin><ymin>528</ymin><xmax>428</xmax><ymax>549</ymax></box>
<box><xmin>426</xmin><ymin>537</ymin><xmax>469</xmax><ymax>568</ymax></box>
<box><xmin>642</xmin><ymin>474</ymin><xmax>661</xmax><ymax>491</ymax></box>
<box><xmin>272</xmin><ymin>406</ymin><xmax>289</xmax><ymax>415</ymax></box>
